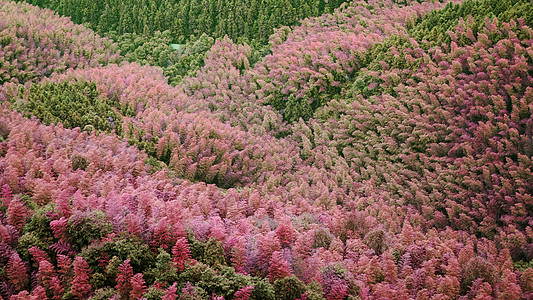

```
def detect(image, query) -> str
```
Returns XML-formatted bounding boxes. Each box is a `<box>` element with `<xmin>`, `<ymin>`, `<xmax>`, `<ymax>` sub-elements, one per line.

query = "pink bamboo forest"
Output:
<box><xmin>0</xmin><ymin>0</ymin><xmax>532</xmax><ymax>299</ymax></box>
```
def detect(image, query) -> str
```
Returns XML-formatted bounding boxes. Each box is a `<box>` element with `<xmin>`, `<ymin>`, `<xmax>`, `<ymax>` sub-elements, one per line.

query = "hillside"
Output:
<box><xmin>16</xmin><ymin>0</ymin><xmax>349</xmax><ymax>43</ymax></box>
<box><xmin>15</xmin><ymin>0</ymin><xmax>352</xmax><ymax>85</ymax></box>
<box><xmin>0</xmin><ymin>0</ymin><xmax>532</xmax><ymax>299</ymax></box>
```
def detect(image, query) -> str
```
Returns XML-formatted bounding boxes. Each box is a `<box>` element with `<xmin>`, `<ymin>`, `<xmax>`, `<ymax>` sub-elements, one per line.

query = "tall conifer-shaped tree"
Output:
<box><xmin>71</xmin><ymin>257</ymin><xmax>92</xmax><ymax>299</ymax></box>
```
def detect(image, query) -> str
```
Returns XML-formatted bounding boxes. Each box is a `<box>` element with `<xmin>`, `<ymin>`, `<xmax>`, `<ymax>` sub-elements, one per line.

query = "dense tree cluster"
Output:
<box><xmin>409</xmin><ymin>0</ymin><xmax>533</xmax><ymax>46</ymax></box>
<box><xmin>18</xmin><ymin>0</ymin><xmax>348</xmax><ymax>44</ymax></box>
<box><xmin>1</xmin><ymin>0</ymin><xmax>533</xmax><ymax>299</ymax></box>
<box><xmin>0</xmin><ymin>0</ymin><xmax>120</xmax><ymax>86</ymax></box>
<box><xmin>14</xmin><ymin>0</ymin><xmax>337</xmax><ymax>85</ymax></box>
<box><xmin>108</xmin><ymin>31</ymin><xmax>216</xmax><ymax>85</ymax></box>
<box><xmin>11</xmin><ymin>81</ymin><xmax>126</xmax><ymax>135</ymax></box>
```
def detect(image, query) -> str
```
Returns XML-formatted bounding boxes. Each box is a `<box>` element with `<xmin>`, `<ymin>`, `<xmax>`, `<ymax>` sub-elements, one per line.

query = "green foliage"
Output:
<box><xmin>12</xmin><ymin>81</ymin><xmax>124</xmax><ymax>135</ymax></box>
<box><xmin>163</xmin><ymin>33</ymin><xmax>215</xmax><ymax>85</ymax></box>
<box><xmin>142</xmin><ymin>286</ymin><xmax>166</xmax><ymax>300</ymax></box>
<box><xmin>242</xmin><ymin>38</ymin><xmax>274</xmax><ymax>68</ymax></box>
<box><xmin>19</xmin><ymin>194</ymin><xmax>38</xmax><ymax>211</ymax></box>
<box><xmin>202</xmin><ymin>238</ymin><xmax>226</xmax><ymax>267</ymax></box>
<box><xmin>249</xmin><ymin>278</ymin><xmax>276</xmax><ymax>300</ymax></box>
<box><xmin>80</xmin><ymin>237</ymin><xmax>155</xmax><ymax>278</ymax></box>
<box><xmin>90</xmin><ymin>287</ymin><xmax>118</xmax><ymax>300</ymax></box>
<box><xmin>363</xmin><ymin>228</ymin><xmax>387</xmax><ymax>255</ymax></box>
<box><xmin>72</xmin><ymin>154</ymin><xmax>89</xmax><ymax>171</ymax></box>
<box><xmin>107</xmin><ymin>30</ymin><xmax>215</xmax><ymax>85</ymax></box>
<box><xmin>19</xmin><ymin>0</ymin><xmax>349</xmax><ymax>44</ymax></box>
<box><xmin>313</xmin><ymin>228</ymin><xmax>333</xmax><ymax>249</ymax></box>
<box><xmin>22</xmin><ymin>204</ymin><xmax>55</xmax><ymax>246</ymax></box>
<box><xmin>273</xmin><ymin>275</ymin><xmax>306</xmax><ymax>300</ymax></box>
<box><xmin>514</xmin><ymin>260</ymin><xmax>533</xmax><ymax>272</ymax></box>
<box><xmin>16</xmin><ymin>0</ymin><xmax>349</xmax><ymax>87</ymax></box>
<box><xmin>280</xmin><ymin>94</ymin><xmax>315</xmax><ymax>123</ymax></box>
<box><xmin>106</xmin><ymin>238</ymin><xmax>155</xmax><ymax>272</ymax></box>
<box><xmin>16</xmin><ymin>232</ymin><xmax>49</xmax><ymax>261</ymax></box>
<box><xmin>105</xmin><ymin>256</ymin><xmax>122</xmax><ymax>285</ymax></box>
<box><xmin>108</xmin><ymin>30</ymin><xmax>177</xmax><ymax>65</ymax></box>
<box><xmin>110</xmin><ymin>31</ymin><xmax>271</xmax><ymax>86</ymax></box>
<box><xmin>304</xmin><ymin>281</ymin><xmax>325</xmax><ymax>300</ymax></box>
<box><xmin>180</xmin><ymin>262</ymin><xmax>235</xmax><ymax>297</ymax></box>
<box><xmin>90</xmin><ymin>273</ymin><xmax>108</xmax><ymax>290</ymax></box>
<box><xmin>7</xmin><ymin>79</ymin><xmax>174</xmax><ymax>188</ymax></box>
<box><xmin>187</xmin><ymin>231</ymin><xmax>206</xmax><ymax>261</ymax></box>
<box><xmin>410</xmin><ymin>0</ymin><xmax>533</xmax><ymax>46</ymax></box>
<box><xmin>61</xmin><ymin>291</ymin><xmax>75</xmax><ymax>300</ymax></box>
<box><xmin>316</xmin><ymin>0</ymin><xmax>533</xmax><ymax>122</ymax></box>
<box><xmin>346</xmin><ymin>35</ymin><xmax>418</xmax><ymax>100</ymax></box>
<box><xmin>151</xmin><ymin>248</ymin><xmax>178</xmax><ymax>284</ymax></box>
<box><xmin>178</xmin><ymin>263</ymin><xmax>275</xmax><ymax>299</ymax></box>
<box><xmin>460</xmin><ymin>257</ymin><xmax>498</xmax><ymax>293</ymax></box>
<box><xmin>146</xmin><ymin>156</ymin><xmax>165</xmax><ymax>174</ymax></box>
<box><xmin>217</xmin><ymin>266</ymin><xmax>256</xmax><ymax>290</ymax></box>
<box><xmin>68</xmin><ymin>211</ymin><xmax>114</xmax><ymax>250</ymax></box>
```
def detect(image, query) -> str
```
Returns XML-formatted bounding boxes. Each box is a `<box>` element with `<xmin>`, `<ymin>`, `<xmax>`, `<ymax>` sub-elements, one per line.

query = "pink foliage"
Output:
<box><xmin>116</xmin><ymin>259</ymin><xmax>134</xmax><ymax>299</ymax></box>
<box><xmin>130</xmin><ymin>273</ymin><xmax>146</xmax><ymax>299</ymax></box>
<box><xmin>38</xmin><ymin>260</ymin><xmax>56</xmax><ymax>292</ymax></box>
<box><xmin>7</xmin><ymin>252</ymin><xmax>29</xmax><ymax>291</ymax></box>
<box><xmin>1</xmin><ymin>184</ymin><xmax>13</xmax><ymax>207</ymax></box>
<box><xmin>49</xmin><ymin>276</ymin><xmax>64</xmax><ymax>300</ymax></box>
<box><xmin>251</xmin><ymin>0</ymin><xmax>449</xmax><ymax>120</ymax></box>
<box><xmin>320</xmin><ymin>265</ymin><xmax>354</xmax><ymax>300</ymax></box>
<box><xmin>1</xmin><ymin>0</ymin><xmax>533</xmax><ymax>299</ymax></box>
<box><xmin>56</xmin><ymin>254</ymin><xmax>73</xmax><ymax>281</ymax></box>
<box><xmin>257</xmin><ymin>231</ymin><xmax>282</xmax><ymax>272</ymax></box>
<box><xmin>0</xmin><ymin>0</ymin><xmax>119</xmax><ymax>86</ymax></box>
<box><xmin>50</xmin><ymin>217</ymin><xmax>69</xmax><ymax>241</ymax></box>
<box><xmin>71</xmin><ymin>257</ymin><xmax>92</xmax><ymax>299</ymax></box>
<box><xmin>162</xmin><ymin>283</ymin><xmax>178</xmax><ymax>300</ymax></box>
<box><xmin>28</xmin><ymin>246</ymin><xmax>50</xmax><ymax>266</ymax></box>
<box><xmin>172</xmin><ymin>237</ymin><xmax>192</xmax><ymax>272</ymax></box>
<box><xmin>30</xmin><ymin>286</ymin><xmax>47</xmax><ymax>300</ymax></box>
<box><xmin>47</xmin><ymin>62</ymin><xmax>297</xmax><ymax>189</ymax></box>
<box><xmin>6</xmin><ymin>197</ymin><xmax>28</xmax><ymax>232</ymax></box>
<box><xmin>498</xmin><ymin>269</ymin><xmax>523</xmax><ymax>300</ymax></box>
<box><xmin>267</xmin><ymin>251</ymin><xmax>293</xmax><ymax>282</ymax></box>
<box><xmin>55</xmin><ymin>191</ymin><xmax>72</xmax><ymax>219</ymax></box>
<box><xmin>276</xmin><ymin>216</ymin><xmax>297</xmax><ymax>248</ymax></box>
<box><xmin>230</xmin><ymin>236</ymin><xmax>248</xmax><ymax>274</ymax></box>
<box><xmin>10</xmin><ymin>291</ymin><xmax>30</xmax><ymax>300</ymax></box>
<box><xmin>233</xmin><ymin>285</ymin><xmax>254</xmax><ymax>300</ymax></box>
<box><xmin>150</xmin><ymin>217</ymin><xmax>173</xmax><ymax>251</ymax></box>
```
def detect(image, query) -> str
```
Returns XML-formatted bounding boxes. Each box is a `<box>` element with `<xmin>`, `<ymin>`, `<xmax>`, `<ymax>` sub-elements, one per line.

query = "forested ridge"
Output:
<box><xmin>17</xmin><ymin>0</ymin><xmax>348</xmax><ymax>43</ymax></box>
<box><xmin>16</xmin><ymin>0</ymin><xmax>350</xmax><ymax>85</ymax></box>
<box><xmin>1</xmin><ymin>0</ymin><xmax>533</xmax><ymax>299</ymax></box>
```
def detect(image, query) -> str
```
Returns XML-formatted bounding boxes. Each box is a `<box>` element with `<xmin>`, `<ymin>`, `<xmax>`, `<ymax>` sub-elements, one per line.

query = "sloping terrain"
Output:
<box><xmin>0</xmin><ymin>0</ymin><xmax>532</xmax><ymax>299</ymax></box>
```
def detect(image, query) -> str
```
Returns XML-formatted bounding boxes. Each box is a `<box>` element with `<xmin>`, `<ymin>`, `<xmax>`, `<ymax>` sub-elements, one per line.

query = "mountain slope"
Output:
<box><xmin>0</xmin><ymin>0</ymin><xmax>532</xmax><ymax>299</ymax></box>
